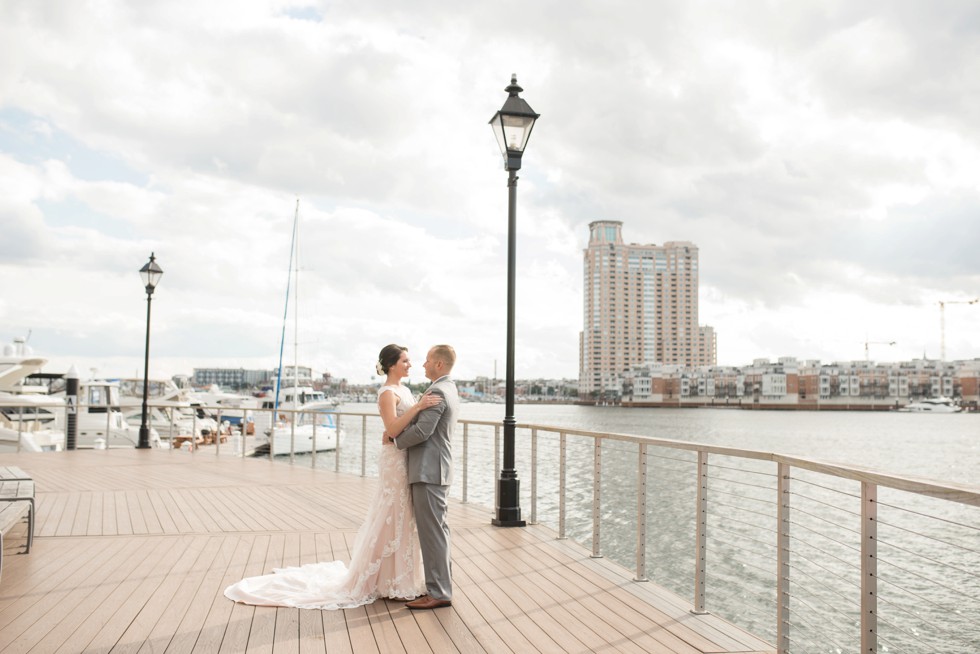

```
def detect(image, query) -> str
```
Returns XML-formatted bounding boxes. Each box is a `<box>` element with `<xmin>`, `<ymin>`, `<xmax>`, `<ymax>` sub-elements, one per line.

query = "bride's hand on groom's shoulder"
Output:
<box><xmin>416</xmin><ymin>393</ymin><xmax>441</xmax><ymax>412</ymax></box>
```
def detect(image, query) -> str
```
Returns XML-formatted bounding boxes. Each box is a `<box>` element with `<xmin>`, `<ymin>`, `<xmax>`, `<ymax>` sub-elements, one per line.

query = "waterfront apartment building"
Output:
<box><xmin>580</xmin><ymin>220</ymin><xmax>716</xmax><ymax>400</ymax></box>
<box><xmin>192</xmin><ymin>366</ymin><xmax>315</xmax><ymax>389</ymax></box>
<box><xmin>620</xmin><ymin>357</ymin><xmax>980</xmax><ymax>409</ymax></box>
<box><xmin>193</xmin><ymin>367</ymin><xmax>270</xmax><ymax>389</ymax></box>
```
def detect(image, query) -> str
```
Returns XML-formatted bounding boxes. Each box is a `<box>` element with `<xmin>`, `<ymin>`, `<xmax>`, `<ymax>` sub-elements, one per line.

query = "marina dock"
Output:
<box><xmin>0</xmin><ymin>449</ymin><xmax>772</xmax><ymax>653</ymax></box>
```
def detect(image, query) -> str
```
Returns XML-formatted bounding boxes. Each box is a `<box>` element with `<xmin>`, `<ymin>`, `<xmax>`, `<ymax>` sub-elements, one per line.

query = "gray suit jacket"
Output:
<box><xmin>394</xmin><ymin>376</ymin><xmax>458</xmax><ymax>486</ymax></box>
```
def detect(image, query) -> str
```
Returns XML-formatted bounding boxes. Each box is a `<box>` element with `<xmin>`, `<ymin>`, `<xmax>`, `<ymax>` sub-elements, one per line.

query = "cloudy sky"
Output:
<box><xmin>2</xmin><ymin>0</ymin><xmax>979</xmax><ymax>385</ymax></box>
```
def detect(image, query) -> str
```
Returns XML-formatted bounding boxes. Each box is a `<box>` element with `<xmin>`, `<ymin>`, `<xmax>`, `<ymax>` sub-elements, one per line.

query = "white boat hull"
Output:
<box><xmin>261</xmin><ymin>424</ymin><xmax>341</xmax><ymax>455</ymax></box>
<box><xmin>898</xmin><ymin>397</ymin><xmax>962</xmax><ymax>413</ymax></box>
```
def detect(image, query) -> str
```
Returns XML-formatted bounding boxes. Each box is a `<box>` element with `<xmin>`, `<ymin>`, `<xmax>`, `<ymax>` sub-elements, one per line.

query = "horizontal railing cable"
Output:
<box><xmin>876</xmin><ymin>541</ymin><xmax>980</xmax><ymax>603</ymax></box>
<box><xmin>784</xmin><ymin>558</ymin><xmax>860</xmax><ymax>612</ymax></box>
<box><xmin>705</xmin><ymin>460</ymin><xmax>774</xmax><ymax>478</ymax></box>
<box><xmin>876</xmin><ymin>515</ymin><xmax>979</xmax><ymax>554</ymax></box>
<box><xmin>788</xmin><ymin>503</ymin><xmax>862</xmax><ymax>539</ymax></box>
<box><xmin>877</xmin><ymin>498</ymin><xmax>980</xmax><ymax>532</ymax></box>
<box><xmin>707</xmin><ymin>525</ymin><xmax>777</xmax><ymax>560</ymax></box>
<box><xmin>876</xmin><ymin>594</ymin><xmax>969</xmax><ymax>649</ymax></box>
<box><xmin>789</xmin><ymin>485</ymin><xmax>861</xmax><ymax>518</ymax></box>
<box><xmin>787</xmin><ymin>519</ymin><xmax>861</xmax><ymax>563</ymax></box>
<box><xmin>783</xmin><ymin>596</ymin><xmax>852</xmax><ymax>653</ymax></box>
<box><xmin>701</xmin><ymin>585</ymin><xmax>774</xmax><ymax>628</ymax></box>
<box><xmin>876</xmin><ymin>560</ymin><xmax>980</xmax><ymax>611</ymax></box>
<box><xmin>790</xmin><ymin>474</ymin><xmax>862</xmax><ymax>501</ymax></box>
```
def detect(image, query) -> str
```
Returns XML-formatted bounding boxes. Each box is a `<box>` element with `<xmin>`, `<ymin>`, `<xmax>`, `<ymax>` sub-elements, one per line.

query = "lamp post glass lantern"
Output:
<box><xmin>489</xmin><ymin>75</ymin><xmax>539</xmax><ymax>527</ymax></box>
<box><xmin>138</xmin><ymin>252</ymin><xmax>163</xmax><ymax>449</ymax></box>
<box><xmin>488</xmin><ymin>75</ymin><xmax>540</xmax><ymax>172</ymax></box>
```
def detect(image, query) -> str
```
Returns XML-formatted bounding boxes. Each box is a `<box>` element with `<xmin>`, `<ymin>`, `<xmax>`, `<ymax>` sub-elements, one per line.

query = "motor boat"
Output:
<box><xmin>255</xmin><ymin>410</ymin><xmax>342</xmax><ymax>456</ymax></box>
<box><xmin>898</xmin><ymin>397</ymin><xmax>963</xmax><ymax>413</ymax></box>
<box><xmin>1</xmin><ymin>338</ymin><xmax>162</xmax><ymax>449</ymax></box>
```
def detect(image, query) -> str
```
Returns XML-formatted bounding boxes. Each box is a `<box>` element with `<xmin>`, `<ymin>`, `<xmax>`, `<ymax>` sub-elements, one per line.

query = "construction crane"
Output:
<box><xmin>939</xmin><ymin>298</ymin><xmax>979</xmax><ymax>361</ymax></box>
<box><xmin>864</xmin><ymin>339</ymin><xmax>895</xmax><ymax>362</ymax></box>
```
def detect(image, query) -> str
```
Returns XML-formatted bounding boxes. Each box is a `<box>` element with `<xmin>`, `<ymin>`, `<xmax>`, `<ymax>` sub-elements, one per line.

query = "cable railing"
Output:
<box><xmin>230</xmin><ymin>407</ymin><xmax>978</xmax><ymax>654</ymax></box>
<box><xmin>8</xmin><ymin>399</ymin><xmax>977</xmax><ymax>653</ymax></box>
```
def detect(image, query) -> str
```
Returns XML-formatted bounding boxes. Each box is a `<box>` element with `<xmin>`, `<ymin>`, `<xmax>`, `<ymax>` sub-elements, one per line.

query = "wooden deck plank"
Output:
<box><xmin>465</xmin><ymin>525</ymin><xmax>677</xmax><ymax>652</ymax></box>
<box><xmin>220</xmin><ymin>534</ymin><xmax>272</xmax><ymax>654</ymax></box>
<box><xmin>271</xmin><ymin>534</ymin><xmax>303</xmax><ymax>654</ymax></box>
<box><xmin>69</xmin><ymin>488</ymin><xmax>93</xmax><ymax>535</ymax></box>
<box><xmin>459</xmin><ymin>531</ymin><xmax>629</xmax><ymax>653</ymax></box>
<box><xmin>0</xmin><ymin>535</ymin><xmax>136</xmax><ymax>650</ymax></box>
<box><xmin>26</xmin><ymin>535</ymin><xmax>177</xmax><ymax>653</ymax></box>
<box><xmin>244</xmin><ymin>534</ymin><xmax>284</xmax><ymax>654</ymax></box>
<box><xmin>168</xmin><ymin>535</ymin><xmax>243</xmax><ymax>653</ymax></box>
<box><xmin>85</xmin><ymin>535</ymin><xmax>213</xmax><ymax>654</ymax></box>
<box><xmin>0</xmin><ymin>529</ymin><xmax>100</xmax><ymax>616</ymax></box>
<box><xmin>148</xmin><ymin>487</ymin><xmax>180</xmax><ymax>534</ymax></box>
<box><xmin>0</xmin><ymin>449</ymin><xmax>774</xmax><ymax>654</ymax></box>
<box><xmin>87</xmin><ymin>489</ymin><xmax>105</xmax><ymax>535</ymax></box>
<box><xmin>115</xmin><ymin>489</ymin><xmax>135</xmax><ymax>534</ymax></box>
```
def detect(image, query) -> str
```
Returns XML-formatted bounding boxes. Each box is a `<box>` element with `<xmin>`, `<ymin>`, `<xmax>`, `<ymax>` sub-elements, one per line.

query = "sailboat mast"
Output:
<box><xmin>273</xmin><ymin>198</ymin><xmax>300</xmax><ymax>419</ymax></box>
<box><xmin>293</xmin><ymin>201</ymin><xmax>300</xmax><ymax>397</ymax></box>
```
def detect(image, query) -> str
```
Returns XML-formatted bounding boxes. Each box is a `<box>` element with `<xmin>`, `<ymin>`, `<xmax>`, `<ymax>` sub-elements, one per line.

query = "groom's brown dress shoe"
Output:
<box><xmin>405</xmin><ymin>595</ymin><xmax>452</xmax><ymax>610</ymax></box>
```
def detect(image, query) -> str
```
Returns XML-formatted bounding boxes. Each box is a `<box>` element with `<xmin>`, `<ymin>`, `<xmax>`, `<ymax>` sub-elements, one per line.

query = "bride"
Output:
<box><xmin>224</xmin><ymin>344</ymin><xmax>440</xmax><ymax>609</ymax></box>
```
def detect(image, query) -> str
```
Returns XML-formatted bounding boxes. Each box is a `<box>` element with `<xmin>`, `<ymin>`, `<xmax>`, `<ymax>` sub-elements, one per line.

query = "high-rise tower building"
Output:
<box><xmin>579</xmin><ymin>220</ymin><xmax>716</xmax><ymax>399</ymax></box>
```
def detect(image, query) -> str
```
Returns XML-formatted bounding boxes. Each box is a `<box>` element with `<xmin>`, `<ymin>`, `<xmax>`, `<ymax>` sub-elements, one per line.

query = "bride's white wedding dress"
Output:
<box><xmin>224</xmin><ymin>384</ymin><xmax>423</xmax><ymax>609</ymax></box>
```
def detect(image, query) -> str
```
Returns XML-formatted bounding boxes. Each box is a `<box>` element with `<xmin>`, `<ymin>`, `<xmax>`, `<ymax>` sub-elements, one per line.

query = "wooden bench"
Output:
<box><xmin>0</xmin><ymin>467</ymin><xmax>35</xmax><ymax>581</ymax></box>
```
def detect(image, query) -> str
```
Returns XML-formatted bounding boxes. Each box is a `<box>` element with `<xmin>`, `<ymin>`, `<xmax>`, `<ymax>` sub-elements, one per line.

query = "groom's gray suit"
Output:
<box><xmin>394</xmin><ymin>375</ymin><xmax>458</xmax><ymax>601</ymax></box>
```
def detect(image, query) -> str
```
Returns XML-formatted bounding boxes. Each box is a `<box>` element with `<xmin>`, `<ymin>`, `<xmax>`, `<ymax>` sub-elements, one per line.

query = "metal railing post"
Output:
<box><xmin>289</xmin><ymin>410</ymin><xmax>296</xmax><ymax>464</ymax></box>
<box><xmin>861</xmin><ymin>482</ymin><xmax>878</xmax><ymax>654</ymax></box>
<box><xmin>462</xmin><ymin>423</ymin><xmax>469</xmax><ymax>504</ymax></box>
<box><xmin>635</xmin><ymin>442</ymin><xmax>648</xmax><ymax>581</ymax></box>
<box><xmin>494</xmin><ymin>424</ymin><xmax>501</xmax><ymax>512</ymax></box>
<box><xmin>591</xmin><ymin>437</ymin><xmax>602</xmax><ymax>558</ymax></box>
<box><xmin>776</xmin><ymin>463</ymin><xmax>791</xmax><ymax>654</ymax></box>
<box><xmin>530</xmin><ymin>428</ymin><xmax>537</xmax><ymax>525</ymax></box>
<box><xmin>268</xmin><ymin>409</ymin><xmax>274</xmax><ymax>459</ymax></box>
<box><xmin>167</xmin><ymin>407</ymin><xmax>175</xmax><ymax>451</ymax></box>
<box><xmin>357</xmin><ymin>414</ymin><xmax>364</xmax><ymax>476</ymax></box>
<box><xmin>693</xmin><ymin>450</ymin><xmax>708</xmax><ymax>614</ymax></box>
<box><xmin>331</xmin><ymin>413</ymin><xmax>339</xmax><ymax>472</ymax></box>
<box><xmin>311</xmin><ymin>421</ymin><xmax>317</xmax><ymax>468</ymax></box>
<box><xmin>216</xmin><ymin>409</ymin><xmax>222</xmax><ymax>456</ymax></box>
<box><xmin>558</xmin><ymin>431</ymin><xmax>567</xmax><ymax>540</ymax></box>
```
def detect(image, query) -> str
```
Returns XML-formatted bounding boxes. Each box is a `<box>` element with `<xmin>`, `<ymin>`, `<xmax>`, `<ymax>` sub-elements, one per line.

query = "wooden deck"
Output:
<box><xmin>0</xmin><ymin>449</ymin><xmax>773</xmax><ymax>653</ymax></box>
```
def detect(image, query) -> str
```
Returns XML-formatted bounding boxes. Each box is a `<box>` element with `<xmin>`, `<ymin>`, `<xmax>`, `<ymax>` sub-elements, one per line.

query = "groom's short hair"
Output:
<box><xmin>431</xmin><ymin>344</ymin><xmax>456</xmax><ymax>370</ymax></box>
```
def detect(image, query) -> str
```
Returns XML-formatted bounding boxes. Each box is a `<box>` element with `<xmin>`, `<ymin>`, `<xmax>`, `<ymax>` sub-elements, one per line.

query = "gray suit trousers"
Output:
<box><xmin>412</xmin><ymin>482</ymin><xmax>452</xmax><ymax>600</ymax></box>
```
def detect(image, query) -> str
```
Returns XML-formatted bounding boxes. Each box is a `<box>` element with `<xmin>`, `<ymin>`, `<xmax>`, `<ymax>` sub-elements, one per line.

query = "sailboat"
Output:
<box><xmin>255</xmin><ymin>200</ymin><xmax>342</xmax><ymax>456</ymax></box>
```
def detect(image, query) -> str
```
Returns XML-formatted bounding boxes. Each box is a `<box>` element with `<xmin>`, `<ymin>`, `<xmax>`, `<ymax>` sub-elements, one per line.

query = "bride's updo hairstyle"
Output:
<box><xmin>376</xmin><ymin>344</ymin><xmax>408</xmax><ymax>376</ymax></box>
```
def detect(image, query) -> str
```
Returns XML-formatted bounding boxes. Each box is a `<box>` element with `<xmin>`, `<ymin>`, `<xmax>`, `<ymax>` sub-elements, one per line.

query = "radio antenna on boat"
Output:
<box><xmin>273</xmin><ymin>198</ymin><xmax>301</xmax><ymax>422</ymax></box>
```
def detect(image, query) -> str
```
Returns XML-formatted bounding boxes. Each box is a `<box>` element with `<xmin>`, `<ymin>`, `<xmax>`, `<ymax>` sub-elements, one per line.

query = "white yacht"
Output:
<box><xmin>0</xmin><ymin>338</ymin><xmax>162</xmax><ymax>449</ymax></box>
<box><xmin>258</xmin><ymin>411</ymin><xmax>341</xmax><ymax>456</ymax></box>
<box><xmin>899</xmin><ymin>397</ymin><xmax>963</xmax><ymax>413</ymax></box>
<box><xmin>191</xmin><ymin>384</ymin><xmax>258</xmax><ymax>424</ymax></box>
<box><xmin>115</xmin><ymin>378</ymin><xmax>219</xmax><ymax>441</ymax></box>
<box><xmin>254</xmin><ymin>386</ymin><xmax>342</xmax><ymax>455</ymax></box>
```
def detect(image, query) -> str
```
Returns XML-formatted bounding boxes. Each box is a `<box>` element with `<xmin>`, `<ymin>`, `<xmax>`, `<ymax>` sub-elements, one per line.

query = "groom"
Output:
<box><xmin>393</xmin><ymin>344</ymin><xmax>459</xmax><ymax>609</ymax></box>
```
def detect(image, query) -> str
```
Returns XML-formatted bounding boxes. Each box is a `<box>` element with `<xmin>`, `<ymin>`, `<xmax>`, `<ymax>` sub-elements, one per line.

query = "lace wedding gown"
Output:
<box><xmin>224</xmin><ymin>384</ymin><xmax>424</xmax><ymax>609</ymax></box>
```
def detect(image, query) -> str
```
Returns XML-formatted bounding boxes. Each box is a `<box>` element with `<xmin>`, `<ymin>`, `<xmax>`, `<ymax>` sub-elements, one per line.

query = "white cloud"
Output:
<box><xmin>1</xmin><ymin>0</ymin><xmax>979</xmax><ymax>384</ymax></box>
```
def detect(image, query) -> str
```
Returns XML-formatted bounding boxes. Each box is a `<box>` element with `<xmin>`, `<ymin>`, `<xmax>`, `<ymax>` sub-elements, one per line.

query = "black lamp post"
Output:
<box><xmin>489</xmin><ymin>75</ymin><xmax>539</xmax><ymax>527</ymax></box>
<box><xmin>137</xmin><ymin>252</ymin><xmax>163</xmax><ymax>449</ymax></box>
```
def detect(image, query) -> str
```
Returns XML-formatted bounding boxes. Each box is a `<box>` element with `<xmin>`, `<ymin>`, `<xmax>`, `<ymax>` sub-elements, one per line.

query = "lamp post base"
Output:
<box><xmin>492</xmin><ymin>477</ymin><xmax>526</xmax><ymax>527</ymax></box>
<box><xmin>137</xmin><ymin>426</ymin><xmax>152</xmax><ymax>449</ymax></box>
